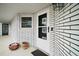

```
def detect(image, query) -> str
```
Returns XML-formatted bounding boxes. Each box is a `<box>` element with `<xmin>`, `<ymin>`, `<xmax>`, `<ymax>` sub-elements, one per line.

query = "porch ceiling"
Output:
<box><xmin>0</xmin><ymin>3</ymin><xmax>51</xmax><ymax>23</ymax></box>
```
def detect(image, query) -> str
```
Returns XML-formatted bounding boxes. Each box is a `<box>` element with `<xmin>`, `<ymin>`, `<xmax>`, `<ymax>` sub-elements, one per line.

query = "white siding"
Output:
<box><xmin>49</xmin><ymin>5</ymin><xmax>55</xmax><ymax>56</ymax></box>
<box><xmin>10</xmin><ymin>15</ymin><xmax>19</xmax><ymax>42</ymax></box>
<box><xmin>33</xmin><ymin>13</ymin><xmax>38</xmax><ymax>47</ymax></box>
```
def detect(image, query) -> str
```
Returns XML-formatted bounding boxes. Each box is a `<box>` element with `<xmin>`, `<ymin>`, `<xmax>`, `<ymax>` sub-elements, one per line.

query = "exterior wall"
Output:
<box><xmin>49</xmin><ymin>5</ymin><xmax>55</xmax><ymax>56</ymax></box>
<box><xmin>33</xmin><ymin>13</ymin><xmax>38</xmax><ymax>47</ymax></box>
<box><xmin>54</xmin><ymin>3</ymin><xmax>79</xmax><ymax>56</ymax></box>
<box><xmin>10</xmin><ymin>15</ymin><xmax>19</xmax><ymax>42</ymax></box>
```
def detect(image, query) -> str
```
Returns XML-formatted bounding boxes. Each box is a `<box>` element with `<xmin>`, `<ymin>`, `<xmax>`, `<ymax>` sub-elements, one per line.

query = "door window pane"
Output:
<box><xmin>21</xmin><ymin>17</ymin><xmax>32</xmax><ymax>28</ymax></box>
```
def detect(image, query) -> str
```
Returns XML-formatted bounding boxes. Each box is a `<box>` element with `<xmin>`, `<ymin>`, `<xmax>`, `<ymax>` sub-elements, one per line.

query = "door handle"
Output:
<box><xmin>48</xmin><ymin>26</ymin><xmax>49</xmax><ymax>32</ymax></box>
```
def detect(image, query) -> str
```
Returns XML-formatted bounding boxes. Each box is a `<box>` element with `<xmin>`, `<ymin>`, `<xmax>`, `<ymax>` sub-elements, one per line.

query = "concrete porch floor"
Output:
<box><xmin>0</xmin><ymin>36</ymin><xmax>36</xmax><ymax>56</ymax></box>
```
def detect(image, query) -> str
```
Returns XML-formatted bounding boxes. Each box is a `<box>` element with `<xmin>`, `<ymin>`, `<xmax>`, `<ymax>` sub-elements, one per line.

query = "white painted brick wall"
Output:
<box><xmin>54</xmin><ymin>3</ymin><xmax>79</xmax><ymax>56</ymax></box>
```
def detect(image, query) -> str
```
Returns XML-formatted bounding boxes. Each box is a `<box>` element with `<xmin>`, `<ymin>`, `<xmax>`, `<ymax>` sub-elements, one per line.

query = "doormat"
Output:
<box><xmin>31</xmin><ymin>49</ymin><xmax>48</xmax><ymax>56</ymax></box>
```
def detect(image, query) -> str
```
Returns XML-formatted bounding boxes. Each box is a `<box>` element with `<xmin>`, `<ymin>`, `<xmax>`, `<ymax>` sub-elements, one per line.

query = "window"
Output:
<box><xmin>2</xmin><ymin>23</ymin><xmax>9</xmax><ymax>35</ymax></box>
<box><xmin>21</xmin><ymin>17</ymin><xmax>32</xmax><ymax>28</ymax></box>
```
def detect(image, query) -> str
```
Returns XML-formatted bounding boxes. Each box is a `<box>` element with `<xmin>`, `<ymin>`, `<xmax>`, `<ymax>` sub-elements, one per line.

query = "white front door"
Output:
<box><xmin>37</xmin><ymin>9</ymin><xmax>50</xmax><ymax>54</ymax></box>
<box><xmin>19</xmin><ymin>14</ymin><xmax>33</xmax><ymax>46</ymax></box>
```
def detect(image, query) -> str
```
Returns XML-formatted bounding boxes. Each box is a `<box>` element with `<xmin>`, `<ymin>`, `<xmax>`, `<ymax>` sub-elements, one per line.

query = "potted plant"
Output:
<box><xmin>22</xmin><ymin>42</ymin><xmax>29</xmax><ymax>49</ymax></box>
